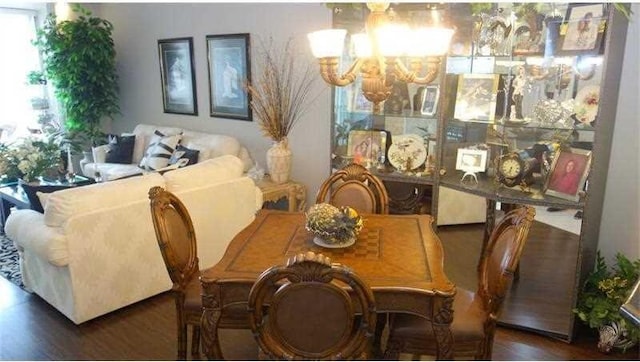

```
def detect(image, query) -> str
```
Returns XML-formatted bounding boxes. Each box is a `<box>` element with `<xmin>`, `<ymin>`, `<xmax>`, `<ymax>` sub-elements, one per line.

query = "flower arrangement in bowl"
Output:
<box><xmin>305</xmin><ymin>203</ymin><xmax>363</xmax><ymax>248</ymax></box>
<box><xmin>0</xmin><ymin>137</ymin><xmax>62</xmax><ymax>183</ymax></box>
<box><xmin>573</xmin><ymin>251</ymin><xmax>640</xmax><ymax>353</ymax></box>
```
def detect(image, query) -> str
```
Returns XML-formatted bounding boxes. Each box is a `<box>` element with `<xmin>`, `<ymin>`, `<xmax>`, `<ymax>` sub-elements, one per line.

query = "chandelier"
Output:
<box><xmin>307</xmin><ymin>2</ymin><xmax>454</xmax><ymax>113</ymax></box>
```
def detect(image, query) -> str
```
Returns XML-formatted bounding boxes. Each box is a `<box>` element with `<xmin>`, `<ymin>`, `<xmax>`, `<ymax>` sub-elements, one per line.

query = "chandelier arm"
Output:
<box><xmin>318</xmin><ymin>57</ymin><xmax>364</xmax><ymax>87</ymax></box>
<box><xmin>391</xmin><ymin>58</ymin><xmax>440</xmax><ymax>85</ymax></box>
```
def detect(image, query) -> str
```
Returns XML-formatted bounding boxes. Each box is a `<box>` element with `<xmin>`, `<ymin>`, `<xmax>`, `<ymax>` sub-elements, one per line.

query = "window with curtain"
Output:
<box><xmin>0</xmin><ymin>8</ymin><xmax>44</xmax><ymax>142</ymax></box>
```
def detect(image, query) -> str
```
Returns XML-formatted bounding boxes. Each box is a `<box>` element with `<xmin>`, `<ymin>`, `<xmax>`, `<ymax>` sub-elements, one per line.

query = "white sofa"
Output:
<box><xmin>81</xmin><ymin>123</ymin><xmax>254</xmax><ymax>181</ymax></box>
<box><xmin>5</xmin><ymin>155</ymin><xmax>263</xmax><ymax>324</ymax></box>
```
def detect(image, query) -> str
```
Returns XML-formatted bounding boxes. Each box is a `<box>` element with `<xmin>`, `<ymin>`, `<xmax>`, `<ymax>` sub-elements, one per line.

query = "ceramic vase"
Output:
<box><xmin>266</xmin><ymin>139</ymin><xmax>292</xmax><ymax>184</ymax></box>
<box><xmin>597</xmin><ymin>321</ymin><xmax>637</xmax><ymax>353</ymax></box>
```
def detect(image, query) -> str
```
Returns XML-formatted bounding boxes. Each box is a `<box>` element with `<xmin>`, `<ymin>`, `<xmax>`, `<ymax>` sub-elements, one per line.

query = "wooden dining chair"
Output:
<box><xmin>247</xmin><ymin>251</ymin><xmax>377</xmax><ymax>360</ymax></box>
<box><xmin>149</xmin><ymin>186</ymin><xmax>203</xmax><ymax>360</ymax></box>
<box><xmin>149</xmin><ymin>186</ymin><xmax>251</xmax><ymax>360</ymax></box>
<box><xmin>315</xmin><ymin>163</ymin><xmax>389</xmax><ymax>214</ymax></box>
<box><xmin>384</xmin><ymin>206</ymin><xmax>536</xmax><ymax>360</ymax></box>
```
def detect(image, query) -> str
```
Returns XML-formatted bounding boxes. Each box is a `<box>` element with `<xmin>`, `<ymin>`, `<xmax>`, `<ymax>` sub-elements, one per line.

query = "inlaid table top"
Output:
<box><xmin>201</xmin><ymin>209</ymin><xmax>455</xmax><ymax>294</ymax></box>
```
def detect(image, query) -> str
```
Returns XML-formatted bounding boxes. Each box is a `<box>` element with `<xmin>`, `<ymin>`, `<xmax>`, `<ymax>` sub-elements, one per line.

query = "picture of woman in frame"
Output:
<box><xmin>561</xmin><ymin>4</ymin><xmax>603</xmax><ymax>52</ymax></box>
<box><xmin>545</xmin><ymin>149</ymin><xmax>591</xmax><ymax>200</ymax></box>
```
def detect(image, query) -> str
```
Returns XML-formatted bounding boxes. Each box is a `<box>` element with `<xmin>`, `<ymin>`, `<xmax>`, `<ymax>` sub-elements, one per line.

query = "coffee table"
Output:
<box><xmin>0</xmin><ymin>175</ymin><xmax>94</xmax><ymax>231</ymax></box>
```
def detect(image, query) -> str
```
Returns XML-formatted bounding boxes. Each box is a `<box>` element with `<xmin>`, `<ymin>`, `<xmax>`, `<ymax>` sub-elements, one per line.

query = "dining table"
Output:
<box><xmin>200</xmin><ymin>209</ymin><xmax>456</xmax><ymax>360</ymax></box>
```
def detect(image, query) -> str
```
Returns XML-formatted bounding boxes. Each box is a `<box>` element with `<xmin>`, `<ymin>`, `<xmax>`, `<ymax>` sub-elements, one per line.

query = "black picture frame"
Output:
<box><xmin>158</xmin><ymin>37</ymin><xmax>198</xmax><ymax>115</ymax></box>
<box><xmin>556</xmin><ymin>3</ymin><xmax>606</xmax><ymax>56</ymax></box>
<box><xmin>206</xmin><ymin>33</ymin><xmax>252</xmax><ymax>121</ymax></box>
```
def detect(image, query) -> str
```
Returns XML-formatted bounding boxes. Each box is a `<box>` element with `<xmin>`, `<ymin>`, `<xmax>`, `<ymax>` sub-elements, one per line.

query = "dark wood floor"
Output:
<box><xmin>0</xmin><ymin>222</ymin><xmax>638</xmax><ymax>360</ymax></box>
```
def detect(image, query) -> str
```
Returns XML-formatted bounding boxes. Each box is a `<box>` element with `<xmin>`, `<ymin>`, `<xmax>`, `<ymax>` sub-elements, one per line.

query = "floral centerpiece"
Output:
<box><xmin>0</xmin><ymin>137</ymin><xmax>62</xmax><ymax>183</ymax></box>
<box><xmin>305</xmin><ymin>203</ymin><xmax>363</xmax><ymax>247</ymax></box>
<box><xmin>573</xmin><ymin>251</ymin><xmax>640</xmax><ymax>353</ymax></box>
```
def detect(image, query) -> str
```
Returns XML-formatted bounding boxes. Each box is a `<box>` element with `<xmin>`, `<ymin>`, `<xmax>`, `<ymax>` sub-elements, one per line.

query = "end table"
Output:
<box><xmin>255</xmin><ymin>176</ymin><xmax>306</xmax><ymax>212</ymax></box>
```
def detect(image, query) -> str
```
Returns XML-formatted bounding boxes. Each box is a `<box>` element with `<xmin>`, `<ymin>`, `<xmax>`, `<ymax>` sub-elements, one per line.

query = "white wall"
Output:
<box><xmin>98</xmin><ymin>3</ymin><xmax>333</xmax><ymax>203</ymax></box>
<box><xmin>598</xmin><ymin>4</ymin><xmax>640</xmax><ymax>263</ymax></box>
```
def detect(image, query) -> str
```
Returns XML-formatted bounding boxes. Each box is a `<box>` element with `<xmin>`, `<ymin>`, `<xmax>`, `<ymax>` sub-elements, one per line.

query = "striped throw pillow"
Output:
<box><xmin>139</xmin><ymin>130</ymin><xmax>182</xmax><ymax>171</ymax></box>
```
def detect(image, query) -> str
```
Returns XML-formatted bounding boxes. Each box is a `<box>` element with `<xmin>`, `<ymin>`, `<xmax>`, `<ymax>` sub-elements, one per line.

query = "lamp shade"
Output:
<box><xmin>376</xmin><ymin>24</ymin><xmax>409</xmax><ymax>57</ymax></box>
<box><xmin>308</xmin><ymin>29</ymin><xmax>347</xmax><ymax>58</ymax></box>
<box><xmin>407</xmin><ymin>27</ymin><xmax>455</xmax><ymax>57</ymax></box>
<box><xmin>352</xmin><ymin>33</ymin><xmax>372</xmax><ymax>58</ymax></box>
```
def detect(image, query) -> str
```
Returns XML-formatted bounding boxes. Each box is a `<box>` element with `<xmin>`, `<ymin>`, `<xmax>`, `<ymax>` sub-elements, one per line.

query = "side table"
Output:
<box><xmin>254</xmin><ymin>176</ymin><xmax>306</xmax><ymax>212</ymax></box>
<box><xmin>0</xmin><ymin>185</ymin><xmax>30</xmax><ymax>232</ymax></box>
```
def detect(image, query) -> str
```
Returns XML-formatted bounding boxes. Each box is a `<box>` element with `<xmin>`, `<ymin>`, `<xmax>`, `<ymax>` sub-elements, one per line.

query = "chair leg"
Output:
<box><xmin>383</xmin><ymin>338</ymin><xmax>401</xmax><ymax>360</ymax></box>
<box><xmin>191</xmin><ymin>324</ymin><xmax>201</xmax><ymax>359</ymax></box>
<box><xmin>177</xmin><ymin>323</ymin><xmax>188</xmax><ymax>360</ymax></box>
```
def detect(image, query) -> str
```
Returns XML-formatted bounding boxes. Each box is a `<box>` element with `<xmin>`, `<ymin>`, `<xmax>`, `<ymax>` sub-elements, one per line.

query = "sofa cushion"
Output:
<box><xmin>181</xmin><ymin>130</ymin><xmax>241</xmax><ymax>162</ymax></box>
<box><xmin>132</xmin><ymin>124</ymin><xmax>183</xmax><ymax>164</ymax></box>
<box><xmin>105</xmin><ymin>134</ymin><xmax>136</xmax><ymax>164</ymax></box>
<box><xmin>139</xmin><ymin>130</ymin><xmax>182</xmax><ymax>171</ymax></box>
<box><xmin>43</xmin><ymin>173</ymin><xmax>165</xmax><ymax>227</ymax></box>
<box><xmin>83</xmin><ymin>163</ymin><xmax>143</xmax><ymax>182</ymax></box>
<box><xmin>169</xmin><ymin>144</ymin><xmax>200</xmax><ymax>166</ymax></box>
<box><xmin>163</xmin><ymin>155</ymin><xmax>244</xmax><ymax>192</ymax></box>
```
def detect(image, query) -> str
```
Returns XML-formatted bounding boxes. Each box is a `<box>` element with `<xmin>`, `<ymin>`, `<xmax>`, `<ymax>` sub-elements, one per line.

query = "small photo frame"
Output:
<box><xmin>206</xmin><ymin>33</ymin><xmax>252</xmax><ymax>121</ymax></box>
<box><xmin>556</xmin><ymin>4</ymin><xmax>606</xmax><ymax>56</ymax></box>
<box><xmin>347</xmin><ymin>130</ymin><xmax>388</xmax><ymax>166</ymax></box>
<box><xmin>544</xmin><ymin>148</ymin><xmax>592</xmax><ymax>201</ymax></box>
<box><xmin>453</xmin><ymin>74</ymin><xmax>499</xmax><ymax>123</ymax></box>
<box><xmin>158</xmin><ymin>37</ymin><xmax>198</xmax><ymax>115</ymax></box>
<box><xmin>350</xmin><ymin>80</ymin><xmax>372</xmax><ymax>113</ymax></box>
<box><xmin>455</xmin><ymin>148</ymin><xmax>488</xmax><ymax>173</ymax></box>
<box><xmin>421</xmin><ymin>85</ymin><xmax>440</xmax><ymax>116</ymax></box>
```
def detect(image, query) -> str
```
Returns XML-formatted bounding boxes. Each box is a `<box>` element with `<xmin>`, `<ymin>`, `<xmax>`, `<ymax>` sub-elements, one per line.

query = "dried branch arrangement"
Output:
<box><xmin>246</xmin><ymin>38</ymin><xmax>318</xmax><ymax>142</ymax></box>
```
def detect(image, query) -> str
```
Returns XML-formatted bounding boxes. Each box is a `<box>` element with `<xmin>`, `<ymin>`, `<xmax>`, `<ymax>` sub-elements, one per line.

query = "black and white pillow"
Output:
<box><xmin>169</xmin><ymin>144</ymin><xmax>200</xmax><ymax>166</ymax></box>
<box><xmin>139</xmin><ymin>130</ymin><xmax>182</xmax><ymax>171</ymax></box>
<box><xmin>105</xmin><ymin>134</ymin><xmax>136</xmax><ymax>164</ymax></box>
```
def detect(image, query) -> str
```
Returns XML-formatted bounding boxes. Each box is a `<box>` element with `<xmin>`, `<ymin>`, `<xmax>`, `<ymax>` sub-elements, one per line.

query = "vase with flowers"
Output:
<box><xmin>0</xmin><ymin>137</ymin><xmax>62</xmax><ymax>184</ymax></box>
<box><xmin>246</xmin><ymin>38</ymin><xmax>317</xmax><ymax>184</ymax></box>
<box><xmin>305</xmin><ymin>203</ymin><xmax>363</xmax><ymax>248</ymax></box>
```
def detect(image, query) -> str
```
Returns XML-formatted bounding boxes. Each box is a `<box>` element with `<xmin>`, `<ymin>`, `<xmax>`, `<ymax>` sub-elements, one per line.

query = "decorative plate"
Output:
<box><xmin>388</xmin><ymin>134</ymin><xmax>427</xmax><ymax>171</ymax></box>
<box><xmin>574</xmin><ymin>85</ymin><xmax>600</xmax><ymax>126</ymax></box>
<box><xmin>312</xmin><ymin>236</ymin><xmax>356</xmax><ymax>249</ymax></box>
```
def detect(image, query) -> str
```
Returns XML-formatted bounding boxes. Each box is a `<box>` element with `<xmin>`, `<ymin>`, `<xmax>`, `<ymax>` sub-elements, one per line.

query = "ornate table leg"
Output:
<box><xmin>201</xmin><ymin>282</ymin><xmax>224</xmax><ymax>360</ymax></box>
<box><xmin>432</xmin><ymin>296</ymin><xmax>454</xmax><ymax>360</ymax></box>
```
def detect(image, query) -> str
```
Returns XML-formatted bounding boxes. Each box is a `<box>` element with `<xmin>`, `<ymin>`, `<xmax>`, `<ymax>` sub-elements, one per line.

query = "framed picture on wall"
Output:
<box><xmin>158</xmin><ymin>37</ymin><xmax>198</xmax><ymax>115</ymax></box>
<box><xmin>206</xmin><ymin>33</ymin><xmax>252</xmax><ymax>121</ymax></box>
<box><xmin>556</xmin><ymin>3</ymin><xmax>606</xmax><ymax>56</ymax></box>
<box><xmin>543</xmin><ymin>148</ymin><xmax>592</xmax><ymax>201</ymax></box>
<box><xmin>453</xmin><ymin>73</ymin><xmax>499</xmax><ymax>123</ymax></box>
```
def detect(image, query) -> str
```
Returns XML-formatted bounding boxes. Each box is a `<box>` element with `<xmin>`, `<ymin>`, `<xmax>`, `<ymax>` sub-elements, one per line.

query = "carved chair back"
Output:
<box><xmin>248</xmin><ymin>251</ymin><xmax>377</xmax><ymax>360</ymax></box>
<box><xmin>477</xmin><ymin>206</ymin><xmax>536</xmax><ymax>316</ymax></box>
<box><xmin>149</xmin><ymin>186</ymin><xmax>199</xmax><ymax>292</ymax></box>
<box><xmin>316</xmin><ymin>163</ymin><xmax>389</xmax><ymax>214</ymax></box>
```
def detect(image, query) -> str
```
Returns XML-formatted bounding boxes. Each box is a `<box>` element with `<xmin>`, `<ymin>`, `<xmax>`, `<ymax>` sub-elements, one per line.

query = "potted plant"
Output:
<box><xmin>33</xmin><ymin>4</ymin><xmax>119</xmax><ymax>153</ymax></box>
<box><xmin>574</xmin><ymin>251</ymin><xmax>640</xmax><ymax>353</ymax></box>
<box><xmin>245</xmin><ymin>38</ymin><xmax>318</xmax><ymax>184</ymax></box>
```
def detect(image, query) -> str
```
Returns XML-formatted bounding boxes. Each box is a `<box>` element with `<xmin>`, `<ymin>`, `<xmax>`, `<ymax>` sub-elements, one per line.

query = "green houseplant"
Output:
<box><xmin>34</xmin><ymin>4</ymin><xmax>119</xmax><ymax>152</ymax></box>
<box><xmin>574</xmin><ymin>252</ymin><xmax>640</xmax><ymax>353</ymax></box>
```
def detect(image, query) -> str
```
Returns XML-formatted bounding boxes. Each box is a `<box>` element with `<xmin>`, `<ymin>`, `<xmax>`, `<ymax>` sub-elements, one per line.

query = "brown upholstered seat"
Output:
<box><xmin>149</xmin><ymin>186</ymin><xmax>250</xmax><ymax>360</ymax></box>
<box><xmin>247</xmin><ymin>251</ymin><xmax>377</xmax><ymax>360</ymax></box>
<box><xmin>316</xmin><ymin>163</ymin><xmax>389</xmax><ymax>214</ymax></box>
<box><xmin>384</xmin><ymin>206</ymin><xmax>536</xmax><ymax>360</ymax></box>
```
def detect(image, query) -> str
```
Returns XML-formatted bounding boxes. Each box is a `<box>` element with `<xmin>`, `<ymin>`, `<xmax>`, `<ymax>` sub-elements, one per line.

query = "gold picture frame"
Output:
<box><xmin>543</xmin><ymin>148</ymin><xmax>592</xmax><ymax>202</ymax></box>
<box><xmin>347</xmin><ymin>130</ymin><xmax>388</xmax><ymax>166</ymax></box>
<box><xmin>453</xmin><ymin>73</ymin><xmax>499</xmax><ymax>123</ymax></box>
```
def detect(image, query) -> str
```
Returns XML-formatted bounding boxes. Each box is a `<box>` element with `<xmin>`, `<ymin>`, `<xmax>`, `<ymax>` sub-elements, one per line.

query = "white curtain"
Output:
<box><xmin>0</xmin><ymin>8</ymin><xmax>41</xmax><ymax>142</ymax></box>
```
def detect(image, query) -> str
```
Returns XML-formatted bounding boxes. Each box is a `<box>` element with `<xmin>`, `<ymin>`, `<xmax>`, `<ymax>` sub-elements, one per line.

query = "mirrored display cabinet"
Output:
<box><xmin>328</xmin><ymin>2</ymin><xmax>629</xmax><ymax>341</ymax></box>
